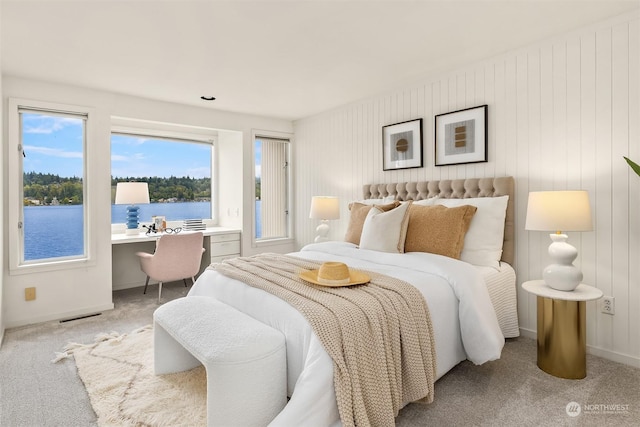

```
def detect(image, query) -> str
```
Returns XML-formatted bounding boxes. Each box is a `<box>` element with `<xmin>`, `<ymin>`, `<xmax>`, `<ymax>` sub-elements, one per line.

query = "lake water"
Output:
<box><xmin>24</xmin><ymin>202</ymin><xmax>211</xmax><ymax>261</ymax></box>
<box><xmin>23</xmin><ymin>201</ymin><xmax>261</xmax><ymax>260</ymax></box>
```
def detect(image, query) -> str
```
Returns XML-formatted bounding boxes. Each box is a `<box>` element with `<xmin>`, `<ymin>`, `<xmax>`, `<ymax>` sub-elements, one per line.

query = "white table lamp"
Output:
<box><xmin>525</xmin><ymin>190</ymin><xmax>592</xmax><ymax>291</ymax></box>
<box><xmin>309</xmin><ymin>196</ymin><xmax>340</xmax><ymax>243</ymax></box>
<box><xmin>115</xmin><ymin>182</ymin><xmax>150</xmax><ymax>235</ymax></box>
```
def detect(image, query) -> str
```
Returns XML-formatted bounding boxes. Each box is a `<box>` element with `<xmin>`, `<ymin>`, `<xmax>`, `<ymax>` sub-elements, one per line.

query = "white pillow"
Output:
<box><xmin>382</xmin><ymin>195</ymin><xmax>397</xmax><ymax>203</ymax></box>
<box><xmin>352</xmin><ymin>198</ymin><xmax>385</xmax><ymax>206</ymax></box>
<box><xmin>352</xmin><ymin>195</ymin><xmax>397</xmax><ymax>206</ymax></box>
<box><xmin>413</xmin><ymin>196</ymin><xmax>439</xmax><ymax>206</ymax></box>
<box><xmin>434</xmin><ymin>195</ymin><xmax>509</xmax><ymax>269</ymax></box>
<box><xmin>359</xmin><ymin>202</ymin><xmax>411</xmax><ymax>253</ymax></box>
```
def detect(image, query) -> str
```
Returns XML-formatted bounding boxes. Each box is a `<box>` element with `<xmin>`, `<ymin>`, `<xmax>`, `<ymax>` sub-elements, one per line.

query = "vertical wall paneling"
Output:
<box><xmin>526</xmin><ymin>50</ymin><xmax>542</xmax><ymax>327</ymax></box>
<box><xmin>612</xmin><ymin>22</ymin><xmax>630</xmax><ymax>355</ymax></box>
<box><xmin>580</xmin><ymin>31</ymin><xmax>599</xmax><ymax>345</ymax></box>
<box><xmin>595</xmin><ymin>26</ymin><xmax>614</xmax><ymax>350</ymax></box>
<box><xmin>515</xmin><ymin>52</ymin><xmax>530</xmax><ymax>323</ymax></box>
<box><xmin>494</xmin><ymin>60</ymin><xmax>507</xmax><ymax>178</ymax></box>
<box><xmin>628</xmin><ymin>18</ymin><xmax>640</xmax><ymax>358</ymax></box>
<box><xmin>484</xmin><ymin>63</ymin><xmax>496</xmax><ymax>179</ymax></box>
<box><xmin>292</xmin><ymin>11</ymin><xmax>640</xmax><ymax>367</ymax></box>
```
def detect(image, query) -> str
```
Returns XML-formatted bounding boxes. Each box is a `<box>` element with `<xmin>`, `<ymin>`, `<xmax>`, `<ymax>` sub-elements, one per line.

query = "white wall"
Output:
<box><xmin>293</xmin><ymin>11</ymin><xmax>640</xmax><ymax>367</ymax></box>
<box><xmin>0</xmin><ymin>1</ymin><xmax>5</xmax><ymax>344</ymax></box>
<box><xmin>2</xmin><ymin>76</ymin><xmax>293</xmax><ymax>328</ymax></box>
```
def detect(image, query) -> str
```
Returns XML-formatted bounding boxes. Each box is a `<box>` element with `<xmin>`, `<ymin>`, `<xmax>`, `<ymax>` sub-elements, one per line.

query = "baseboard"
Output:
<box><xmin>588</xmin><ymin>345</ymin><xmax>640</xmax><ymax>369</ymax></box>
<box><xmin>519</xmin><ymin>327</ymin><xmax>536</xmax><ymax>340</ymax></box>
<box><xmin>518</xmin><ymin>327</ymin><xmax>640</xmax><ymax>369</ymax></box>
<box><xmin>112</xmin><ymin>280</ymin><xmax>146</xmax><ymax>291</ymax></box>
<box><xmin>5</xmin><ymin>303</ymin><xmax>115</xmax><ymax>329</ymax></box>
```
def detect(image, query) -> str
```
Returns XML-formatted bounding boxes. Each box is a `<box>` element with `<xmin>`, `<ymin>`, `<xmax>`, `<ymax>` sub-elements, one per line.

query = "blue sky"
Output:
<box><xmin>22</xmin><ymin>113</ymin><xmax>212</xmax><ymax>179</ymax></box>
<box><xmin>111</xmin><ymin>134</ymin><xmax>211</xmax><ymax>179</ymax></box>
<box><xmin>255</xmin><ymin>140</ymin><xmax>262</xmax><ymax>178</ymax></box>
<box><xmin>22</xmin><ymin>113</ymin><xmax>84</xmax><ymax>177</ymax></box>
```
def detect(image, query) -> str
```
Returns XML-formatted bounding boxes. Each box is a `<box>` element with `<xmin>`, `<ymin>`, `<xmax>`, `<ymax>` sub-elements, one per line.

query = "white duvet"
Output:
<box><xmin>188</xmin><ymin>242</ymin><xmax>504</xmax><ymax>426</ymax></box>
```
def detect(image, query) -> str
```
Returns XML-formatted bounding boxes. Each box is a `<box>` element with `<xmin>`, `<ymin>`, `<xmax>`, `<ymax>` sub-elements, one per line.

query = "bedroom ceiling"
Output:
<box><xmin>1</xmin><ymin>1</ymin><xmax>638</xmax><ymax>121</ymax></box>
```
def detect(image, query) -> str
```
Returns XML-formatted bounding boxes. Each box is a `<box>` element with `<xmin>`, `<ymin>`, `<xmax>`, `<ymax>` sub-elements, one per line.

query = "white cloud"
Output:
<box><xmin>111</xmin><ymin>136</ymin><xmax>149</xmax><ymax>146</ymax></box>
<box><xmin>185</xmin><ymin>166</ymin><xmax>211</xmax><ymax>179</ymax></box>
<box><xmin>111</xmin><ymin>152</ymin><xmax>146</xmax><ymax>163</ymax></box>
<box><xmin>24</xmin><ymin>145</ymin><xmax>82</xmax><ymax>159</ymax></box>
<box><xmin>23</xmin><ymin>116</ymin><xmax>82</xmax><ymax>134</ymax></box>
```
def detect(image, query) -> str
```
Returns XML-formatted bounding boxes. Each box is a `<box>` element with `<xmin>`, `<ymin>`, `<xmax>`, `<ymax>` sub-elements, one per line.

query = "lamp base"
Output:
<box><xmin>125</xmin><ymin>227</ymin><xmax>140</xmax><ymax>236</ymax></box>
<box><xmin>543</xmin><ymin>233</ymin><xmax>582</xmax><ymax>291</ymax></box>
<box><xmin>125</xmin><ymin>205</ymin><xmax>140</xmax><ymax>235</ymax></box>
<box><xmin>314</xmin><ymin>221</ymin><xmax>330</xmax><ymax>243</ymax></box>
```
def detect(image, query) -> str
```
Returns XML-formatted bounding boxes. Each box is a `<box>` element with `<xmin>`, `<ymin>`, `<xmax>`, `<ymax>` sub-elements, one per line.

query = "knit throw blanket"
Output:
<box><xmin>212</xmin><ymin>253</ymin><xmax>436</xmax><ymax>427</ymax></box>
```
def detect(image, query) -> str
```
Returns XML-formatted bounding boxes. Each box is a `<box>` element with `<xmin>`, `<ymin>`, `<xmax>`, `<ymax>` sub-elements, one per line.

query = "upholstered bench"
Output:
<box><xmin>153</xmin><ymin>296</ymin><xmax>287</xmax><ymax>427</ymax></box>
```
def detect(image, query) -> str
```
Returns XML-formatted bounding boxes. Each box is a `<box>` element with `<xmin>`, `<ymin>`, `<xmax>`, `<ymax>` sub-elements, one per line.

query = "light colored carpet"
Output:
<box><xmin>55</xmin><ymin>325</ymin><xmax>206</xmax><ymax>427</ymax></box>
<box><xmin>1</xmin><ymin>283</ymin><xmax>639</xmax><ymax>426</ymax></box>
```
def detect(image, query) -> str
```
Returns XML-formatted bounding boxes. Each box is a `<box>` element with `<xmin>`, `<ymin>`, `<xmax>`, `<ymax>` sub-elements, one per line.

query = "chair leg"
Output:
<box><xmin>183</xmin><ymin>278</ymin><xmax>188</xmax><ymax>288</ymax></box>
<box><xmin>191</xmin><ymin>276</ymin><xmax>196</xmax><ymax>286</ymax></box>
<box><xmin>143</xmin><ymin>276</ymin><xmax>150</xmax><ymax>294</ymax></box>
<box><xmin>158</xmin><ymin>282</ymin><xmax>163</xmax><ymax>303</ymax></box>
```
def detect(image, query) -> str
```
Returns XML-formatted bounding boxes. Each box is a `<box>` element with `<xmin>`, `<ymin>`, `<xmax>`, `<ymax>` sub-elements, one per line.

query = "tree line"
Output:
<box><xmin>22</xmin><ymin>172</ymin><xmax>211</xmax><ymax>206</ymax></box>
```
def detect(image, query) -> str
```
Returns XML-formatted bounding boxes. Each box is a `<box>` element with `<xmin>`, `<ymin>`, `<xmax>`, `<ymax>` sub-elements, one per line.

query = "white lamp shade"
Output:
<box><xmin>525</xmin><ymin>191</ymin><xmax>592</xmax><ymax>233</ymax></box>
<box><xmin>115</xmin><ymin>182</ymin><xmax>150</xmax><ymax>205</ymax></box>
<box><xmin>309</xmin><ymin>196</ymin><xmax>340</xmax><ymax>220</ymax></box>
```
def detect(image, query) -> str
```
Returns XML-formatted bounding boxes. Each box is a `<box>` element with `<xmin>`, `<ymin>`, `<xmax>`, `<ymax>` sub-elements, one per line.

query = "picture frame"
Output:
<box><xmin>435</xmin><ymin>105</ymin><xmax>488</xmax><ymax>166</ymax></box>
<box><xmin>152</xmin><ymin>215</ymin><xmax>166</xmax><ymax>231</ymax></box>
<box><xmin>382</xmin><ymin>118</ymin><xmax>423</xmax><ymax>171</ymax></box>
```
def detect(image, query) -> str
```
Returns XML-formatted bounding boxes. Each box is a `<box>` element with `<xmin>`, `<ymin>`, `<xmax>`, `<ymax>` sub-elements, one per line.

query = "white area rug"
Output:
<box><xmin>54</xmin><ymin>325</ymin><xmax>206</xmax><ymax>427</ymax></box>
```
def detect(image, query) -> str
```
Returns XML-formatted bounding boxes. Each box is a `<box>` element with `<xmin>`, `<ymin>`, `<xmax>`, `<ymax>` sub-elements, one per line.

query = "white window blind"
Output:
<box><xmin>256</xmin><ymin>136</ymin><xmax>290</xmax><ymax>240</ymax></box>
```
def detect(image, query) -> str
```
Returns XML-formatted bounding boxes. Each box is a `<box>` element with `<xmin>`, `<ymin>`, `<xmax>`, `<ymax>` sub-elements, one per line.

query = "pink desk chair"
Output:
<box><xmin>136</xmin><ymin>232</ymin><xmax>206</xmax><ymax>302</ymax></box>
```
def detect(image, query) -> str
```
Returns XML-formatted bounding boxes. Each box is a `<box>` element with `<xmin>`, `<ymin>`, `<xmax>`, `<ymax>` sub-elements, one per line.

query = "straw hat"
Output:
<box><xmin>299</xmin><ymin>261</ymin><xmax>370</xmax><ymax>287</ymax></box>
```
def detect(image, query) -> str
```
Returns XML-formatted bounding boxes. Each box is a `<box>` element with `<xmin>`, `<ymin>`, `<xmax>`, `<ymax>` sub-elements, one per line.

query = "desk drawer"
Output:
<box><xmin>210</xmin><ymin>233</ymin><xmax>240</xmax><ymax>244</ymax></box>
<box><xmin>210</xmin><ymin>254</ymin><xmax>238</xmax><ymax>264</ymax></box>
<box><xmin>210</xmin><ymin>240</ymin><xmax>241</xmax><ymax>257</ymax></box>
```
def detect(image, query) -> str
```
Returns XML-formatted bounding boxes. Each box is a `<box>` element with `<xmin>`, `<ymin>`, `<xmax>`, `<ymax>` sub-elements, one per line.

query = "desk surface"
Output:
<box><xmin>111</xmin><ymin>226</ymin><xmax>241</xmax><ymax>245</ymax></box>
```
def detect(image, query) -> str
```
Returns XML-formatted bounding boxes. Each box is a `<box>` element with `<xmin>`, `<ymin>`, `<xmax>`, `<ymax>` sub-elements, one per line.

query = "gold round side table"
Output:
<box><xmin>522</xmin><ymin>280</ymin><xmax>603</xmax><ymax>379</ymax></box>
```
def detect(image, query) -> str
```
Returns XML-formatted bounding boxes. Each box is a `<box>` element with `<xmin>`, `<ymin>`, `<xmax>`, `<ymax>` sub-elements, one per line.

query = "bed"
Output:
<box><xmin>188</xmin><ymin>176</ymin><xmax>518</xmax><ymax>427</ymax></box>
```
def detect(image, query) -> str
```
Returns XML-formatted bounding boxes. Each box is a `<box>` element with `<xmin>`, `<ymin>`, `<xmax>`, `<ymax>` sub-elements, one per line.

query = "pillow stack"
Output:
<box><xmin>343</xmin><ymin>195</ymin><xmax>509</xmax><ymax>267</ymax></box>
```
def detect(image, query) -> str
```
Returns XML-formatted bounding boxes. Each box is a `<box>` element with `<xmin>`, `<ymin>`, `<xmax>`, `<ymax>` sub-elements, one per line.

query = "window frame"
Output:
<box><xmin>110</xmin><ymin>119</ymin><xmax>218</xmax><ymax>233</ymax></box>
<box><xmin>252</xmin><ymin>129</ymin><xmax>294</xmax><ymax>248</ymax></box>
<box><xmin>8</xmin><ymin>98</ymin><xmax>96</xmax><ymax>275</ymax></box>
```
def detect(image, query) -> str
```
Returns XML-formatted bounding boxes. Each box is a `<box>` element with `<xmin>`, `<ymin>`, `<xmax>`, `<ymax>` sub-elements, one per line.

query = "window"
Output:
<box><xmin>254</xmin><ymin>133</ymin><xmax>291</xmax><ymax>242</ymax></box>
<box><xmin>110</xmin><ymin>128</ymin><xmax>215</xmax><ymax>228</ymax></box>
<box><xmin>8</xmin><ymin>100</ymin><xmax>90</xmax><ymax>269</ymax></box>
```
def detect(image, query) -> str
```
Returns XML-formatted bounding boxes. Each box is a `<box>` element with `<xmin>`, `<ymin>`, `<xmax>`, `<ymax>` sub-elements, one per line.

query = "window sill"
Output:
<box><xmin>253</xmin><ymin>237</ymin><xmax>295</xmax><ymax>249</ymax></box>
<box><xmin>9</xmin><ymin>257</ymin><xmax>97</xmax><ymax>276</ymax></box>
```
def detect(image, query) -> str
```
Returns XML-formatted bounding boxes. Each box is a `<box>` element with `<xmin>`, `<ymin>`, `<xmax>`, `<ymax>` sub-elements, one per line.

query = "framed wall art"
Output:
<box><xmin>382</xmin><ymin>118</ymin><xmax>423</xmax><ymax>171</ymax></box>
<box><xmin>435</xmin><ymin>105</ymin><xmax>488</xmax><ymax>166</ymax></box>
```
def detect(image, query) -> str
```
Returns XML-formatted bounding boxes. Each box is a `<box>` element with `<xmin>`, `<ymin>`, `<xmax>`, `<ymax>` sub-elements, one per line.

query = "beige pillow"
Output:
<box><xmin>404</xmin><ymin>204</ymin><xmax>477</xmax><ymax>259</ymax></box>
<box><xmin>344</xmin><ymin>201</ymin><xmax>400</xmax><ymax>245</ymax></box>
<box><xmin>359</xmin><ymin>201</ymin><xmax>412</xmax><ymax>253</ymax></box>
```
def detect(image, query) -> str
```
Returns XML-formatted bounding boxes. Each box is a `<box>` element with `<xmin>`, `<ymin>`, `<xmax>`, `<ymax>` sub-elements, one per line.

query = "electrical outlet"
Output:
<box><xmin>25</xmin><ymin>287</ymin><xmax>36</xmax><ymax>301</ymax></box>
<box><xmin>601</xmin><ymin>296</ymin><xmax>615</xmax><ymax>315</ymax></box>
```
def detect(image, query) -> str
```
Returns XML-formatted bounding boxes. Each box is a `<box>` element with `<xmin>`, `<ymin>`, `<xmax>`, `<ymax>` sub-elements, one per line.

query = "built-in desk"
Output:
<box><xmin>111</xmin><ymin>227</ymin><xmax>241</xmax><ymax>290</ymax></box>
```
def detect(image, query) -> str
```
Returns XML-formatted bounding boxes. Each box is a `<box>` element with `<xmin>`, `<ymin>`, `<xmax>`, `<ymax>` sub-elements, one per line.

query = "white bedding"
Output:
<box><xmin>188</xmin><ymin>241</ymin><xmax>506</xmax><ymax>426</ymax></box>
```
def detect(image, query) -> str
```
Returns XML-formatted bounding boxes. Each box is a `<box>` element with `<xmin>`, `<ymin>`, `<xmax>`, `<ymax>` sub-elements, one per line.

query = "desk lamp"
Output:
<box><xmin>309</xmin><ymin>196</ymin><xmax>340</xmax><ymax>243</ymax></box>
<box><xmin>525</xmin><ymin>190</ymin><xmax>592</xmax><ymax>291</ymax></box>
<box><xmin>115</xmin><ymin>182</ymin><xmax>150</xmax><ymax>235</ymax></box>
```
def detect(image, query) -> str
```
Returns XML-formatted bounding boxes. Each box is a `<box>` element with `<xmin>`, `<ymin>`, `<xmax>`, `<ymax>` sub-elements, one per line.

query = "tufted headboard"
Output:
<box><xmin>362</xmin><ymin>176</ymin><xmax>515</xmax><ymax>265</ymax></box>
